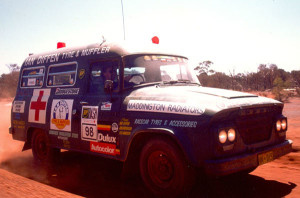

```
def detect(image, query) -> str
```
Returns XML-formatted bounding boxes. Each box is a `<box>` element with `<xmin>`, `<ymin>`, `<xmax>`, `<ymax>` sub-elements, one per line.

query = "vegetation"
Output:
<box><xmin>0</xmin><ymin>64</ymin><xmax>20</xmax><ymax>98</ymax></box>
<box><xmin>195</xmin><ymin>61</ymin><xmax>300</xmax><ymax>102</ymax></box>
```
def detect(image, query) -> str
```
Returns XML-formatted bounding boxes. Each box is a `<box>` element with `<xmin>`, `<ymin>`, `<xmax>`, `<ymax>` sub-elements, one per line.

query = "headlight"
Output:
<box><xmin>276</xmin><ymin>120</ymin><xmax>282</xmax><ymax>131</ymax></box>
<box><xmin>228</xmin><ymin>128</ymin><xmax>236</xmax><ymax>142</ymax></box>
<box><xmin>281</xmin><ymin>119</ymin><xmax>287</xmax><ymax>130</ymax></box>
<box><xmin>219</xmin><ymin>130</ymin><xmax>227</xmax><ymax>144</ymax></box>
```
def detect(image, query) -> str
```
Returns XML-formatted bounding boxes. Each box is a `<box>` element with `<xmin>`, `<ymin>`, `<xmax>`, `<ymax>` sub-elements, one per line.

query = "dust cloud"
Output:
<box><xmin>0</xmin><ymin>99</ymin><xmax>24</xmax><ymax>163</ymax></box>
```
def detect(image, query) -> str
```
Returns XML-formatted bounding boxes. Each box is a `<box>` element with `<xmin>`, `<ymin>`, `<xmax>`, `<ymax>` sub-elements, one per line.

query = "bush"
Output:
<box><xmin>0</xmin><ymin>71</ymin><xmax>19</xmax><ymax>98</ymax></box>
<box><xmin>272</xmin><ymin>88</ymin><xmax>290</xmax><ymax>102</ymax></box>
<box><xmin>296</xmin><ymin>88</ymin><xmax>300</xmax><ymax>97</ymax></box>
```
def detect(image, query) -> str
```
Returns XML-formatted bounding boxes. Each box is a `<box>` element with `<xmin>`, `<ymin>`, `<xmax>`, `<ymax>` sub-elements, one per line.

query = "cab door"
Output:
<box><xmin>79</xmin><ymin>59</ymin><xmax>122</xmax><ymax>158</ymax></box>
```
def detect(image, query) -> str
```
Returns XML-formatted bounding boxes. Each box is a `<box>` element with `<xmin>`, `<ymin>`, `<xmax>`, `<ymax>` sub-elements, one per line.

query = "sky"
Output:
<box><xmin>0</xmin><ymin>0</ymin><xmax>300</xmax><ymax>74</ymax></box>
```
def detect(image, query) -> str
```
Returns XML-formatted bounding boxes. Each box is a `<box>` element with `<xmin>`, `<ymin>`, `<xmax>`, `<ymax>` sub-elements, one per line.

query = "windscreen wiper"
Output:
<box><xmin>162</xmin><ymin>79</ymin><xmax>200</xmax><ymax>85</ymax></box>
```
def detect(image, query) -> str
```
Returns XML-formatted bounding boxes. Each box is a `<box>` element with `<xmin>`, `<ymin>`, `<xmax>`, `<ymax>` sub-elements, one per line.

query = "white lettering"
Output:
<box><xmin>169</xmin><ymin>120</ymin><xmax>198</xmax><ymax>128</ymax></box>
<box><xmin>134</xmin><ymin>119</ymin><xmax>149</xmax><ymax>125</ymax></box>
<box><xmin>91</xmin><ymin>144</ymin><xmax>115</xmax><ymax>154</ymax></box>
<box><xmin>98</xmin><ymin>133</ymin><xmax>116</xmax><ymax>143</ymax></box>
<box><xmin>151</xmin><ymin>119</ymin><xmax>162</xmax><ymax>125</ymax></box>
<box><xmin>24</xmin><ymin>57</ymin><xmax>36</xmax><ymax>66</ymax></box>
<box><xmin>127</xmin><ymin>100</ymin><xmax>205</xmax><ymax>116</ymax></box>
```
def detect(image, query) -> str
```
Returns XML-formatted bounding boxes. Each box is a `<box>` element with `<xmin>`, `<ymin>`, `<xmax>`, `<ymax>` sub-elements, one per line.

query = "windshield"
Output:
<box><xmin>123</xmin><ymin>55</ymin><xmax>199</xmax><ymax>87</ymax></box>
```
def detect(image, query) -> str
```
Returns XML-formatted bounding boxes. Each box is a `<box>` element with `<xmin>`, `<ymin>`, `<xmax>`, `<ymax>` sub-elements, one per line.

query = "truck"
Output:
<box><xmin>9</xmin><ymin>40</ymin><xmax>292</xmax><ymax>196</ymax></box>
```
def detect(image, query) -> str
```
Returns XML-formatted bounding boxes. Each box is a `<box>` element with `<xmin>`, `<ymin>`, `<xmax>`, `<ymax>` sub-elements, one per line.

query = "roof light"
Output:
<box><xmin>57</xmin><ymin>42</ymin><xmax>66</xmax><ymax>49</ymax></box>
<box><xmin>152</xmin><ymin>36</ymin><xmax>159</xmax><ymax>44</ymax></box>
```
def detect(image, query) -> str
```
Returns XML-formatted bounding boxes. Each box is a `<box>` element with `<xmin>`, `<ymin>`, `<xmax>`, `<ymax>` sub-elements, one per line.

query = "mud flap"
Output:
<box><xmin>121</xmin><ymin>153</ymin><xmax>140</xmax><ymax>180</ymax></box>
<box><xmin>22</xmin><ymin>141</ymin><xmax>31</xmax><ymax>151</ymax></box>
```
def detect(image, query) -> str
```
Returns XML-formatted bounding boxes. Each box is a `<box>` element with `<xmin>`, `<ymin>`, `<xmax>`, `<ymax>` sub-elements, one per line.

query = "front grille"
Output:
<box><xmin>237</xmin><ymin>116</ymin><xmax>272</xmax><ymax>144</ymax></box>
<box><xmin>236</xmin><ymin>106</ymin><xmax>281</xmax><ymax>145</ymax></box>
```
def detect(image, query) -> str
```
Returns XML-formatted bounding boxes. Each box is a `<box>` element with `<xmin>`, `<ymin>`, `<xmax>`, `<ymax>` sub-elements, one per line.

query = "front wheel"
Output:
<box><xmin>140</xmin><ymin>137</ymin><xmax>195</xmax><ymax>197</ymax></box>
<box><xmin>31</xmin><ymin>129</ymin><xmax>60</xmax><ymax>164</ymax></box>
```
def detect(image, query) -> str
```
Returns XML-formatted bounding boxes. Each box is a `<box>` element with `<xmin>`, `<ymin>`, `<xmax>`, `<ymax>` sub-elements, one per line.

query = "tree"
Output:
<box><xmin>272</xmin><ymin>77</ymin><xmax>290</xmax><ymax>102</ymax></box>
<box><xmin>193</xmin><ymin>59</ymin><xmax>299</xmax><ymax>95</ymax></box>
<box><xmin>6</xmin><ymin>63</ymin><xmax>20</xmax><ymax>72</ymax></box>
<box><xmin>194</xmin><ymin>61</ymin><xmax>214</xmax><ymax>75</ymax></box>
<box><xmin>195</xmin><ymin>61</ymin><xmax>215</xmax><ymax>86</ymax></box>
<box><xmin>0</xmin><ymin>64</ymin><xmax>20</xmax><ymax>98</ymax></box>
<box><xmin>291</xmin><ymin>70</ymin><xmax>300</xmax><ymax>87</ymax></box>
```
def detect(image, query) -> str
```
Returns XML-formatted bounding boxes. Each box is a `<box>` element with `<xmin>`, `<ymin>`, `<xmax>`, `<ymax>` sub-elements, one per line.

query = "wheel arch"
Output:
<box><xmin>22</xmin><ymin>127</ymin><xmax>45</xmax><ymax>151</ymax></box>
<box><xmin>122</xmin><ymin>128</ymin><xmax>194</xmax><ymax>178</ymax></box>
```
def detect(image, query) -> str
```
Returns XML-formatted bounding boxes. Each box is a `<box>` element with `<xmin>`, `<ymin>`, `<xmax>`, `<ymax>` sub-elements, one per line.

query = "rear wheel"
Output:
<box><xmin>140</xmin><ymin>137</ymin><xmax>195</xmax><ymax>197</ymax></box>
<box><xmin>31</xmin><ymin>129</ymin><xmax>60</xmax><ymax>164</ymax></box>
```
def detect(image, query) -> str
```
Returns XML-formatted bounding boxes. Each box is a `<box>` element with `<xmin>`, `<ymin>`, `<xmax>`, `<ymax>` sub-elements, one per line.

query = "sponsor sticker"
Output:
<box><xmin>14</xmin><ymin>113</ymin><xmax>21</xmax><ymax>120</ymax></box>
<box><xmin>63</xmin><ymin>140</ymin><xmax>71</xmax><ymax>149</ymax></box>
<box><xmin>97</xmin><ymin>124</ymin><xmax>111</xmax><ymax>131</ymax></box>
<box><xmin>49</xmin><ymin>130</ymin><xmax>59</xmax><ymax>136</ymax></box>
<box><xmin>55</xmin><ymin>88</ymin><xmax>80</xmax><ymax>95</ymax></box>
<box><xmin>12</xmin><ymin>120</ymin><xmax>25</xmax><ymax>129</ymax></box>
<box><xmin>144</xmin><ymin>55</ymin><xmax>151</xmax><ymax>61</ymax></box>
<box><xmin>98</xmin><ymin>133</ymin><xmax>117</xmax><ymax>143</ymax></box>
<box><xmin>119</xmin><ymin>118</ymin><xmax>132</xmax><ymax>136</ymax></box>
<box><xmin>127</xmin><ymin>100</ymin><xmax>205</xmax><ymax>116</ymax></box>
<box><xmin>134</xmin><ymin>119</ymin><xmax>149</xmax><ymax>125</ymax></box>
<box><xmin>81</xmin><ymin>106</ymin><xmax>98</xmax><ymax>141</ymax></box>
<box><xmin>90</xmin><ymin>142</ymin><xmax>117</xmax><ymax>156</ymax></box>
<box><xmin>28</xmin><ymin>89</ymin><xmax>50</xmax><ymax>124</ymax></box>
<box><xmin>134</xmin><ymin>119</ymin><xmax>197</xmax><ymax>128</ymax></box>
<box><xmin>101</xmin><ymin>102</ymin><xmax>112</xmax><ymax>111</ymax></box>
<box><xmin>79</xmin><ymin>69</ymin><xmax>85</xmax><ymax>79</ymax></box>
<box><xmin>28</xmin><ymin>78</ymin><xmax>36</xmax><ymax>86</ymax></box>
<box><xmin>50</xmin><ymin>99</ymin><xmax>73</xmax><ymax>132</ymax></box>
<box><xmin>82</xmin><ymin>106</ymin><xmax>98</xmax><ymax>124</ymax></box>
<box><xmin>168</xmin><ymin>120</ymin><xmax>197</xmax><ymax>128</ymax></box>
<box><xmin>29</xmin><ymin>71</ymin><xmax>37</xmax><ymax>75</ymax></box>
<box><xmin>111</xmin><ymin>123</ymin><xmax>118</xmax><ymax>133</ymax></box>
<box><xmin>82</xmin><ymin>124</ymin><xmax>98</xmax><ymax>141</ymax></box>
<box><xmin>49</xmin><ymin>130</ymin><xmax>79</xmax><ymax>139</ymax></box>
<box><xmin>13</xmin><ymin>101</ymin><xmax>25</xmax><ymax>113</ymax></box>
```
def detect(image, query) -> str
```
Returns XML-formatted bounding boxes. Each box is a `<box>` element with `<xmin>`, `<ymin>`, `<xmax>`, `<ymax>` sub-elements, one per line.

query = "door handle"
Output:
<box><xmin>80</xmin><ymin>101</ymin><xmax>89</xmax><ymax>105</ymax></box>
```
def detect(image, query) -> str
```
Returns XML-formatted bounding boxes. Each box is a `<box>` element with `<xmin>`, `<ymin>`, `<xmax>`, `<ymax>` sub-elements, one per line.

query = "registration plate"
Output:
<box><xmin>258</xmin><ymin>151</ymin><xmax>274</xmax><ymax>165</ymax></box>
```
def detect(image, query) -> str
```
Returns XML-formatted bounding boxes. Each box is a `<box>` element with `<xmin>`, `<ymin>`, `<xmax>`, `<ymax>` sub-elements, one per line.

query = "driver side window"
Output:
<box><xmin>89</xmin><ymin>60</ymin><xmax>119</xmax><ymax>94</ymax></box>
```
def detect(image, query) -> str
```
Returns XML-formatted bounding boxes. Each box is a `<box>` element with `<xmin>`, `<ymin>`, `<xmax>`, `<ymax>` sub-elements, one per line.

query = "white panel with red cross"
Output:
<box><xmin>28</xmin><ymin>89</ymin><xmax>51</xmax><ymax>124</ymax></box>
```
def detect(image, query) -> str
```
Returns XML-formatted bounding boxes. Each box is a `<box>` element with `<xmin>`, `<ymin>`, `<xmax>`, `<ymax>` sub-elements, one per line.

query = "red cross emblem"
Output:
<box><xmin>30</xmin><ymin>90</ymin><xmax>47</xmax><ymax>121</ymax></box>
<box><xmin>28</xmin><ymin>89</ymin><xmax>50</xmax><ymax>124</ymax></box>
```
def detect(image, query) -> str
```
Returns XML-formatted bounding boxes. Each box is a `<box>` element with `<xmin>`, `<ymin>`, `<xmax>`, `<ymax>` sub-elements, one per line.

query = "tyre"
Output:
<box><xmin>31</xmin><ymin>129</ymin><xmax>60</xmax><ymax>165</ymax></box>
<box><xmin>140</xmin><ymin>137</ymin><xmax>195</xmax><ymax>197</ymax></box>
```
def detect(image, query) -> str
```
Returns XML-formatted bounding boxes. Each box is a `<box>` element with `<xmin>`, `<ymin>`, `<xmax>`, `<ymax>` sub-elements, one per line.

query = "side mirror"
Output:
<box><xmin>104</xmin><ymin>80</ymin><xmax>113</xmax><ymax>93</ymax></box>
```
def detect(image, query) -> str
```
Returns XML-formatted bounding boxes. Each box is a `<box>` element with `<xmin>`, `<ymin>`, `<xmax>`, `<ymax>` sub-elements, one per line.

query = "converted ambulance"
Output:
<box><xmin>10</xmin><ymin>40</ymin><xmax>292</xmax><ymax>196</ymax></box>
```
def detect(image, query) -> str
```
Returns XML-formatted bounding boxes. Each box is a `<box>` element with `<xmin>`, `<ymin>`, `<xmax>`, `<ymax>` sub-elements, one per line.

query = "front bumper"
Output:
<box><xmin>204</xmin><ymin>139</ymin><xmax>293</xmax><ymax>176</ymax></box>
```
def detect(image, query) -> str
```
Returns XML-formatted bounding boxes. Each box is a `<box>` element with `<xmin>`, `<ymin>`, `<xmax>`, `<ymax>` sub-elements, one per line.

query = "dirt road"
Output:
<box><xmin>0</xmin><ymin>98</ymin><xmax>299</xmax><ymax>197</ymax></box>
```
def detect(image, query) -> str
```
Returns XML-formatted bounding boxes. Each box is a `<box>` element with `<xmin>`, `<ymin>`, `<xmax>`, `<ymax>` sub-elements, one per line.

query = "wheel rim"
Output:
<box><xmin>147</xmin><ymin>151</ymin><xmax>174</xmax><ymax>188</ymax></box>
<box><xmin>34</xmin><ymin>133</ymin><xmax>48</xmax><ymax>160</ymax></box>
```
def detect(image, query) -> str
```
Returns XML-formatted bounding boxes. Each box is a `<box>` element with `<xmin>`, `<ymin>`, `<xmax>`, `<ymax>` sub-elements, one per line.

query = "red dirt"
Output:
<box><xmin>0</xmin><ymin>98</ymin><xmax>299</xmax><ymax>197</ymax></box>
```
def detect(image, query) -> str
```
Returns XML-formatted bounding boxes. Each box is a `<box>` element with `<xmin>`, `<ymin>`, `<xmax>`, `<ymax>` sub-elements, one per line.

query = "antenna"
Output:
<box><xmin>100</xmin><ymin>36</ymin><xmax>106</xmax><ymax>46</ymax></box>
<box><xmin>121</xmin><ymin>0</ymin><xmax>126</xmax><ymax>40</ymax></box>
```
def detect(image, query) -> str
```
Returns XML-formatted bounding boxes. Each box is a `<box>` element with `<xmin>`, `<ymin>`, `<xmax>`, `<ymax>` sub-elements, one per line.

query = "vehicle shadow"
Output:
<box><xmin>0</xmin><ymin>151</ymin><xmax>297</xmax><ymax>198</ymax></box>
